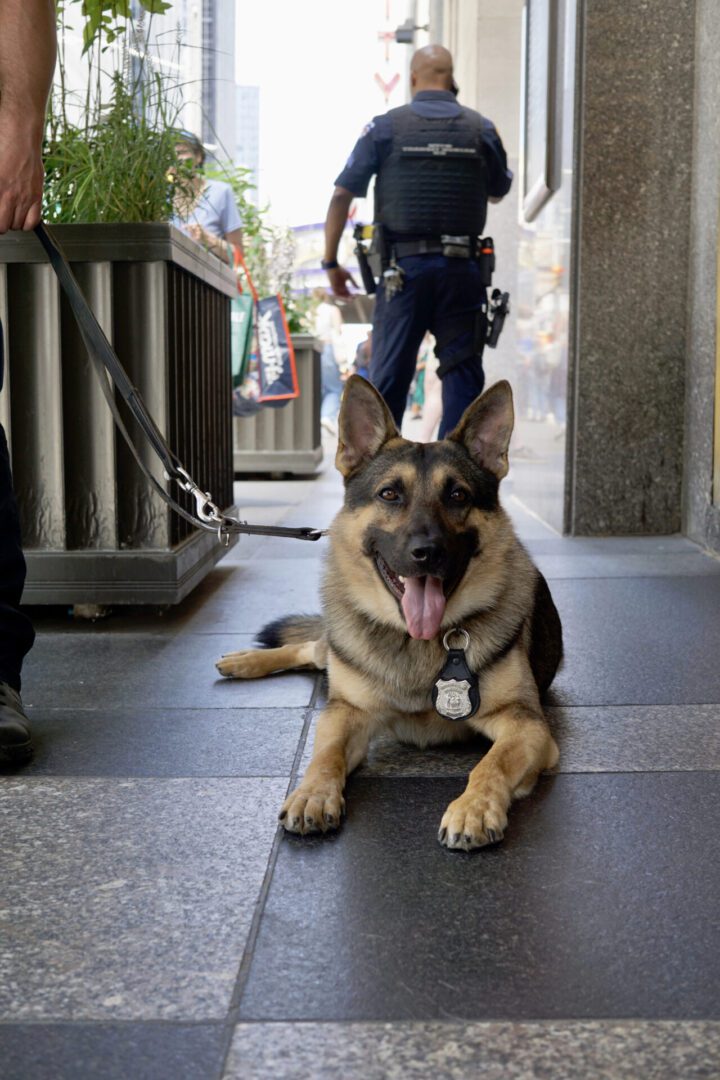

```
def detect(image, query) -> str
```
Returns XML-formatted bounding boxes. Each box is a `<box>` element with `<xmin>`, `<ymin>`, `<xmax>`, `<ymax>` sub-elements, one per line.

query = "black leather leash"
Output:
<box><xmin>34</xmin><ymin>223</ymin><xmax>323</xmax><ymax>543</ymax></box>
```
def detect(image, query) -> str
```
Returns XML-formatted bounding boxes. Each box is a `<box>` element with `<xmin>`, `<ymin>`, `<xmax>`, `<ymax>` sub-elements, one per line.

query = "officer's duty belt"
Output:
<box><xmin>392</xmin><ymin>236</ymin><xmax>475</xmax><ymax>259</ymax></box>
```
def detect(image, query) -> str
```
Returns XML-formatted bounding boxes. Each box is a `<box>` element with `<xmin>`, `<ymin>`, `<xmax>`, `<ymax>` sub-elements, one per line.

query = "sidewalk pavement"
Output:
<box><xmin>2</xmin><ymin>433</ymin><xmax>720</xmax><ymax>1079</ymax></box>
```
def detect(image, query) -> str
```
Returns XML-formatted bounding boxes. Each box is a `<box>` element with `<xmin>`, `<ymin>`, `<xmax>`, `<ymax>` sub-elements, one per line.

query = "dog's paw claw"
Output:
<box><xmin>279</xmin><ymin>786</ymin><xmax>344</xmax><ymax>836</ymax></box>
<box><xmin>439</xmin><ymin>790</ymin><xmax>509</xmax><ymax>851</ymax></box>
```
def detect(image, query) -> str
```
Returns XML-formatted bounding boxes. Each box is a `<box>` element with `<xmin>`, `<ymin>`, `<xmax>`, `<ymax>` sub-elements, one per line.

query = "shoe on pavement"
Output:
<box><xmin>0</xmin><ymin>682</ymin><xmax>33</xmax><ymax>764</ymax></box>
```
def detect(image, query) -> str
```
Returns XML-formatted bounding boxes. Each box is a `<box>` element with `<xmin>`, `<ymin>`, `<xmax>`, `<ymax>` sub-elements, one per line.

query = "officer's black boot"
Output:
<box><xmin>0</xmin><ymin>681</ymin><xmax>33</xmax><ymax>764</ymax></box>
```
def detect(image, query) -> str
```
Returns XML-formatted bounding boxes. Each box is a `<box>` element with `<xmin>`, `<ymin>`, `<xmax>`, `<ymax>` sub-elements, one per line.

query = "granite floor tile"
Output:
<box><xmin>550</xmin><ymin>576</ymin><xmax>720</xmax><ymax>705</ymax></box>
<box><xmin>21</xmin><ymin>633</ymin><xmax>316</xmax><ymax>709</ymax></box>
<box><xmin>22</xmin><ymin>556</ymin><xmax>266</xmax><ymax>637</ymax></box>
<box><xmin>0</xmin><ymin>1022</ymin><xmax>226</xmax><ymax>1080</ymax></box>
<box><xmin>181</xmin><ymin>559</ymin><xmax>324</xmax><ymax>634</ymax></box>
<box><xmin>0</xmin><ymin>777</ymin><xmax>286</xmax><ymax>1019</ymax></box>
<box><xmin>242</xmin><ymin>535</ymin><xmax>331</xmax><ymax>561</ymax></box>
<box><xmin>534</xmin><ymin>550</ymin><xmax>720</xmax><ymax>579</ymax></box>
<box><xmin>227</xmin><ymin>1020</ymin><xmax>720</xmax><ymax>1080</ymax></box>
<box><xmin>503</xmin><ymin>494</ymin><xmax>560</xmax><ymax>539</ymax></box>
<box><xmin>239</xmin><ymin>774</ymin><xmax>720</xmax><ymax>1021</ymax></box>
<box><xmin>15</xmin><ymin>707</ymin><xmax>307</xmax><ymax>778</ymax></box>
<box><xmin>523</xmin><ymin>535</ymin><xmax>704</xmax><ymax>556</ymax></box>
<box><xmin>549</xmin><ymin>703</ymin><xmax>720</xmax><ymax>771</ymax></box>
<box><xmin>298</xmin><ymin>704</ymin><xmax>720</xmax><ymax>777</ymax></box>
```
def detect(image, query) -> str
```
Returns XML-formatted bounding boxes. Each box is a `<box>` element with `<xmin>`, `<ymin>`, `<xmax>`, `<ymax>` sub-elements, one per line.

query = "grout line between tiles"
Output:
<box><xmin>214</xmin><ymin>696</ymin><xmax>317</xmax><ymax>1078</ymax></box>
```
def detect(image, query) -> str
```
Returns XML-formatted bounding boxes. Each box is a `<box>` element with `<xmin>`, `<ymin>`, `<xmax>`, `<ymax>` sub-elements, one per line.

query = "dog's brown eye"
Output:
<box><xmin>379</xmin><ymin>487</ymin><xmax>399</xmax><ymax>502</ymax></box>
<box><xmin>450</xmin><ymin>488</ymin><xmax>469</xmax><ymax>504</ymax></box>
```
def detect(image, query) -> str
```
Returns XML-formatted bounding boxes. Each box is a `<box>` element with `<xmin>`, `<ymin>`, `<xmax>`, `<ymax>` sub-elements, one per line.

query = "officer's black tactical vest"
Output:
<box><xmin>374</xmin><ymin>104</ymin><xmax>490</xmax><ymax>237</ymax></box>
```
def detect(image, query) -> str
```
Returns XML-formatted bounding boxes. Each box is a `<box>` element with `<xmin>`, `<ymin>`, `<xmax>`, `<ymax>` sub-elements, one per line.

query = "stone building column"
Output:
<box><xmin>682</xmin><ymin>0</ymin><xmax>720</xmax><ymax>555</ymax></box>
<box><xmin>567</xmin><ymin>0</ymin><xmax>696</xmax><ymax>534</ymax></box>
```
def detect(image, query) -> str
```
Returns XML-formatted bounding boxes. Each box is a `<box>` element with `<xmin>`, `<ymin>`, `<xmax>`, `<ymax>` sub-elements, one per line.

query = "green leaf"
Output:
<box><xmin>140</xmin><ymin>0</ymin><xmax>172</xmax><ymax>13</ymax></box>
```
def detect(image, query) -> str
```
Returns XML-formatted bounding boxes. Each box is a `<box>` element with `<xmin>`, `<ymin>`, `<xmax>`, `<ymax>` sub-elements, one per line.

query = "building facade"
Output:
<box><xmin>420</xmin><ymin>0</ymin><xmax>719</xmax><ymax>554</ymax></box>
<box><xmin>235</xmin><ymin>86</ymin><xmax>260</xmax><ymax>199</ymax></box>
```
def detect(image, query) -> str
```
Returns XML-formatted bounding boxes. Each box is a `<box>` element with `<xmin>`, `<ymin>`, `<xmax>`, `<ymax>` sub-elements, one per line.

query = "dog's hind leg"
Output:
<box><xmin>280</xmin><ymin>700</ymin><xmax>374</xmax><ymax>834</ymax></box>
<box><xmin>216</xmin><ymin>637</ymin><xmax>326</xmax><ymax>679</ymax></box>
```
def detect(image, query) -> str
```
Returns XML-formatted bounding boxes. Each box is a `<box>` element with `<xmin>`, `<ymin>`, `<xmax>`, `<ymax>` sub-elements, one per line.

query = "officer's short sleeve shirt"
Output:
<box><xmin>334</xmin><ymin>90</ymin><xmax>513</xmax><ymax>200</ymax></box>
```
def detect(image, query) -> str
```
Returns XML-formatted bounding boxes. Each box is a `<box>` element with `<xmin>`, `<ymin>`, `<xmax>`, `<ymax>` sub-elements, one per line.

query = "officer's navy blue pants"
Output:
<box><xmin>0</xmin><ymin>319</ymin><xmax>35</xmax><ymax>691</ymax></box>
<box><xmin>370</xmin><ymin>254</ymin><xmax>486</xmax><ymax>437</ymax></box>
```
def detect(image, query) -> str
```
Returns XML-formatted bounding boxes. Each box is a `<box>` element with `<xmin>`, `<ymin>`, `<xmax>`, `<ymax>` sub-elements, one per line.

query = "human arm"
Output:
<box><xmin>217</xmin><ymin>186</ymin><xmax>245</xmax><ymax>262</ymax></box>
<box><xmin>324</xmin><ymin>120</ymin><xmax>386</xmax><ymax>297</ymax></box>
<box><xmin>0</xmin><ymin>0</ymin><xmax>57</xmax><ymax>232</ymax></box>
<box><xmin>187</xmin><ymin>184</ymin><xmax>244</xmax><ymax>263</ymax></box>
<box><xmin>482</xmin><ymin>119</ymin><xmax>513</xmax><ymax>204</ymax></box>
<box><xmin>186</xmin><ymin>223</ymin><xmax>232</xmax><ymax>262</ymax></box>
<box><xmin>187</xmin><ymin>223</ymin><xmax>244</xmax><ymax>264</ymax></box>
<box><xmin>225</xmin><ymin>227</ymin><xmax>244</xmax><ymax>254</ymax></box>
<box><xmin>323</xmin><ymin>187</ymin><xmax>356</xmax><ymax>298</ymax></box>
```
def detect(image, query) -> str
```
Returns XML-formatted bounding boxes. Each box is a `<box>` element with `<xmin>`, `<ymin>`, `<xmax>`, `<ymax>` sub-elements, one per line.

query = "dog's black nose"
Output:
<box><xmin>410</xmin><ymin>541</ymin><xmax>442</xmax><ymax>563</ymax></box>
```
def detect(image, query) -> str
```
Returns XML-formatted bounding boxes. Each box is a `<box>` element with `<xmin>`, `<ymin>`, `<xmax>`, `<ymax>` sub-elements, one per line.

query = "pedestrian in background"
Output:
<box><xmin>321</xmin><ymin>44</ymin><xmax>512</xmax><ymax>436</ymax></box>
<box><xmin>0</xmin><ymin>0</ymin><xmax>57</xmax><ymax>763</ymax></box>
<box><xmin>416</xmin><ymin>333</ymin><xmax>443</xmax><ymax>442</ymax></box>
<box><xmin>353</xmin><ymin>330</ymin><xmax>372</xmax><ymax>380</ymax></box>
<box><xmin>172</xmin><ymin>131</ymin><xmax>244</xmax><ymax>264</ymax></box>
<box><xmin>312</xmin><ymin>288</ymin><xmax>345</xmax><ymax>436</ymax></box>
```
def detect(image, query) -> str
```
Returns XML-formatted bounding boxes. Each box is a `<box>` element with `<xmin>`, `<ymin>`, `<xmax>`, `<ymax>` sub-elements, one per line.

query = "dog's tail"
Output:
<box><xmin>256</xmin><ymin>614</ymin><xmax>324</xmax><ymax>648</ymax></box>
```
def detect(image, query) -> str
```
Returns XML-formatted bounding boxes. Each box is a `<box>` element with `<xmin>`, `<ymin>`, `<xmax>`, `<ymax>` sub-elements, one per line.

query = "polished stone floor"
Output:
<box><xmin>3</xmin><ymin>438</ymin><xmax>720</xmax><ymax>1079</ymax></box>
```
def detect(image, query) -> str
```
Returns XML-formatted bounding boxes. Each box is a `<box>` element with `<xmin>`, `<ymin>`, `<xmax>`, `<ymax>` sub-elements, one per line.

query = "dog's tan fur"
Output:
<box><xmin>217</xmin><ymin>377</ymin><xmax>562</xmax><ymax>850</ymax></box>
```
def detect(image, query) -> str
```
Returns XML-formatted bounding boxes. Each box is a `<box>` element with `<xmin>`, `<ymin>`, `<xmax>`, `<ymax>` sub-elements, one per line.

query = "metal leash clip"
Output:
<box><xmin>174</xmin><ymin>468</ymin><xmax>265</xmax><ymax>546</ymax></box>
<box><xmin>173</xmin><ymin>464</ymin><xmax>222</xmax><ymax>522</ymax></box>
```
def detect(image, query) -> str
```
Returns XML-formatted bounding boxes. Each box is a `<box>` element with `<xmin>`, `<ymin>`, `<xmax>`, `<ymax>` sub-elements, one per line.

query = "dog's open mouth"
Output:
<box><xmin>375</xmin><ymin>553</ymin><xmax>447</xmax><ymax>641</ymax></box>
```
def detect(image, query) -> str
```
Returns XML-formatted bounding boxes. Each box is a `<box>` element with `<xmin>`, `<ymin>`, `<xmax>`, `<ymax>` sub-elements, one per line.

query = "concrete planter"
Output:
<box><xmin>233</xmin><ymin>333</ymin><xmax>323</xmax><ymax>475</ymax></box>
<box><xmin>0</xmin><ymin>223</ymin><xmax>238</xmax><ymax>605</ymax></box>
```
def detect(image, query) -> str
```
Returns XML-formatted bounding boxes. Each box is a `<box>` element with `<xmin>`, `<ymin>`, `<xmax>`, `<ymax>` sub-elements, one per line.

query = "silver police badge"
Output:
<box><xmin>434</xmin><ymin>678</ymin><xmax>473</xmax><ymax>720</ymax></box>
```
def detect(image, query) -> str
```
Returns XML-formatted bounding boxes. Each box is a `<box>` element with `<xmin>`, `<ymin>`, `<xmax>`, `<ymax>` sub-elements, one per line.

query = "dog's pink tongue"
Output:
<box><xmin>401</xmin><ymin>575</ymin><xmax>446</xmax><ymax>640</ymax></box>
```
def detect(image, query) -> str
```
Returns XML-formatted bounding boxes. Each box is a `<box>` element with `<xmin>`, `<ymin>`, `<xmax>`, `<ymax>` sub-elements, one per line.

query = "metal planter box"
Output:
<box><xmin>0</xmin><ymin>223</ymin><xmax>238</xmax><ymax>605</ymax></box>
<box><xmin>233</xmin><ymin>334</ymin><xmax>323</xmax><ymax>475</ymax></box>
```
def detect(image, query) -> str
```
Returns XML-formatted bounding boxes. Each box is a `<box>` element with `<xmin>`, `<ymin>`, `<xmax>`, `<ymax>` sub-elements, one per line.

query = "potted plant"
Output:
<box><xmin>204</xmin><ymin>164</ymin><xmax>322</xmax><ymax>477</ymax></box>
<box><xmin>0</xmin><ymin>0</ymin><xmax>239</xmax><ymax>606</ymax></box>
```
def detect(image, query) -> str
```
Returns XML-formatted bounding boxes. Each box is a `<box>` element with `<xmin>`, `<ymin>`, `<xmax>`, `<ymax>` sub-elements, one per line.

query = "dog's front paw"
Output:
<box><xmin>279</xmin><ymin>785</ymin><xmax>345</xmax><ymax>835</ymax></box>
<box><xmin>216</xmin><ymin>650</ymin><xmax>265</xmax><ymax>679</ymax></box>
<box><xmin>438</xmin><ymin>785</ymin><xmax>509</xmax><ymax>851</ymax></box>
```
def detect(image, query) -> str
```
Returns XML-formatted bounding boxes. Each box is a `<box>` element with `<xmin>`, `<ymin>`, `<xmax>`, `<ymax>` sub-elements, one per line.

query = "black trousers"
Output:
<box><xmin>0</xmin><ymin>319</ymin><xmax>35</xmax><ymax>691</ymax></box>
<box><xmin>370</xmin><ymin>253</ymin><xmax>486</xmax><ymax>437</ymax></box>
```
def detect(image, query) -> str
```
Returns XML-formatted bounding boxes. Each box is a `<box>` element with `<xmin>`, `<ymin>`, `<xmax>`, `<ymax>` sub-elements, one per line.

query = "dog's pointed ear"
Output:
<box><xmin>336</xmin><ymin>375</ymin><xmax>399</xmax><ymax>477</ymax></box>
<box><xmin>448</xmin><ymin>380</ymin><xmax>514</xmax><ymax>480</ymax></box>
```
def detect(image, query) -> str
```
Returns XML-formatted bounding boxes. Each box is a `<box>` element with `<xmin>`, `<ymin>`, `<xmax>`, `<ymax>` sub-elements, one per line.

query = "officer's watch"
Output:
<box><xmin>321</xmin><ymin>259</ymin><xmax>339</xmax><ymax>270</ymax></box>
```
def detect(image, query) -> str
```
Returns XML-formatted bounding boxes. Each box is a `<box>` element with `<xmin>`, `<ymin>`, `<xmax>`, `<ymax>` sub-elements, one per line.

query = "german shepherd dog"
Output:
<box><xmin>217</xmin><ymin>376</ymin><xmax>562</xmax><ymax>850</ymax></box>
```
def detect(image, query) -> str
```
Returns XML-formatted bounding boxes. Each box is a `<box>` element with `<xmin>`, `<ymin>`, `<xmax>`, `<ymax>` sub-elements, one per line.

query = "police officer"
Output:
<box><xmin>322</xmin><ymin>45</ymin><xmax>512</xmax><ymax>436</ymax></box>
<box><xmin>0</xmin><ymin>0</ymin><xmax>57</xmax><ymax>763</ymax></box>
